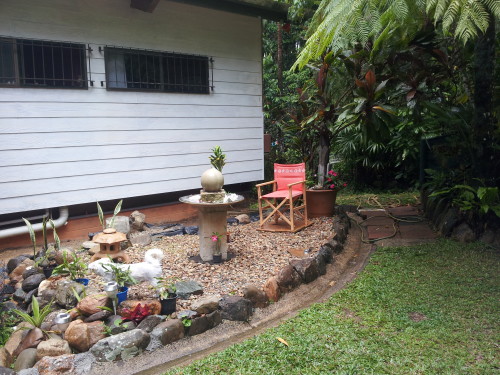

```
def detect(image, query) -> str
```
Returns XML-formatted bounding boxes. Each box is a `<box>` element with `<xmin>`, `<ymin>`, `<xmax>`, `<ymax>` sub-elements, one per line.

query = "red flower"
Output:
<box><xmin>330</xmin><ymin>184</ymin><xmax>335</xmax><ymax>189</ymax></box>
<box><xmin>327</xmin><ymin>170</ymin><xmax>334</xmax><ymax>175</ymax></box>
<box><xmin>332</xmin><ymin>172</ymin><xmax>338</xmax><ymax>177</ymax></box>
<box><xmin>211</xmin><ymin>235</ymin><xmax>218</xmax><ymax>242</ymax></box>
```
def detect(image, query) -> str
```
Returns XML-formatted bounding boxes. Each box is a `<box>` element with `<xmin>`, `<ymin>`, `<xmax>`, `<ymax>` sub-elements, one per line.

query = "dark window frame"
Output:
<box><xmin>104</xmin><ymin>46</ymin><xmax>211</xmax><ymax>94</ymax></box>
<box><xmin>0</xmin><ymin>36</ymin><xmax>88</xmax><ymax>89</ymax></box>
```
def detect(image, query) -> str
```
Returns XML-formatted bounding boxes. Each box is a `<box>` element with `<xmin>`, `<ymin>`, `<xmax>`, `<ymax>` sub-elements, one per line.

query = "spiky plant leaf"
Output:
<box><xmin>109</xmin><ymin>200</ymin><xmax>123</xmax><ymax>229</ymax></box>
<box><xmin>22</xmin><ymin>218</ymin><xmax>37</xmax><ymax>257</ymax></box>
<box><xmin>97</xmin><ymin>202</ymin><xmax>105</xmax><ymax>230</ymax></box>
<box><xmin>49</xmin><ymin>219</ymin><xmax>61</xmax><ymax>250</ymax></box>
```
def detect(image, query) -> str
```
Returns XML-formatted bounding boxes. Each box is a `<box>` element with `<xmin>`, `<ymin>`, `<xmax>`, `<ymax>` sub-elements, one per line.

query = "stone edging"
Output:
<box><xmin>1</xmin><ymin>213</ymin><xmax>352</xmax><ymax>375</ymax></box>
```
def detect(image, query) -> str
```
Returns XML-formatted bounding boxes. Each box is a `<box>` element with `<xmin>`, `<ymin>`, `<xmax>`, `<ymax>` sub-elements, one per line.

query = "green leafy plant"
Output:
<box><xmin>155</xmin><ymin>276</ymin><xmax>178</xmax><ymax>299</ymax></box>
<box><xmin>181</xmin><ymin>317</ymin><xmax>192</xmax><ymax>328</ymax></box>
<box><xmin>103</xmin><ymin>318</ymin><xmax>123</xmax><ymax>336</ymax></box>
<box><xmin>209</xmin><ymin>146</ymin><xmax>226</xmax><ymax>172</ymax></box>
<box><xmin>13</xmin><ymin>296</ymin><xmax>52</xmax><ymax>329</ymax></box>
<box><xmin>97</xmin><ymin>199</ymin><xmax>123</xmax><ymax>231</ymax></box>
<box><xmin>52</xmin><ymin>251</ymin><xmax>88</xmax><ymax>280</ymax></box>
<box><xmin>431</xmin><ymin>184</ymin><xmax>500</xmax><ymax>217</ymax></box>
<box><xmin>102</xmin><ymin>262</ymin><xmax>137</xmax><ymax>288</ymax></box>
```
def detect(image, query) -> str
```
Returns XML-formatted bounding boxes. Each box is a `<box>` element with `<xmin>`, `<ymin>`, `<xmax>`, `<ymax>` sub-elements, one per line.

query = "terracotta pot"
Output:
<box><xmin>306</xmin><ymin>189</ymin><xmax>337</xmax><ymax>218</ymax></box>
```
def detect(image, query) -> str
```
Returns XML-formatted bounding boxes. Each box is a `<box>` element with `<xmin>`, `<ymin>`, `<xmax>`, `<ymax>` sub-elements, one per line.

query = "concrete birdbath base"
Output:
<box><xmin>179</xmin><ymin>192</ymin><xmax>244</xmax><ymax>262</ymax></box>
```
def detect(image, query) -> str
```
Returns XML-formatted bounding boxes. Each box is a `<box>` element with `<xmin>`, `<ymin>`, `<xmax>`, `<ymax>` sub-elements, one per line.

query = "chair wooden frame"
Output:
<box><xmin>256</xmin><ymin>164</ymin><xmax>311</xmax><ymax>233</ymax></box>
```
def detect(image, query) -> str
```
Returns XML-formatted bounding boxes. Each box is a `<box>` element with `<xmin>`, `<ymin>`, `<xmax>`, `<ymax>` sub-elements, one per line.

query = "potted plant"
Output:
<box><xmin>101</xmin><ymin>262</ymin><xmax>137</xmax><ymax>304</ymax></box>
<box><xmin>155</xmin><ymin>276</ymin><xmax>178</xmax><ymax>315</ymax></box>
<box><xmin>51</xmin><ymin>251</ymin><xmax>89</xmax><ymax>285</ymax></box>
<box><xmin>306</xmin><ymin>169</ymin><xmax>347</xmax><ymax>218</ymax></box>
<box><xmin>201</xmin><ymin>146</ymin><xmax>226</xmax><ymax>192</ymax></box>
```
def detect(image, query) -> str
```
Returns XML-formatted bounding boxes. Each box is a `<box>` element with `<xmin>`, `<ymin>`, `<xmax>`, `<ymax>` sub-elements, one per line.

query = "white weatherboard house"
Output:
<box><xmin>0</xmin><ymin>0</ymin><xmax>287</xmax><ymax>230</ymax></box>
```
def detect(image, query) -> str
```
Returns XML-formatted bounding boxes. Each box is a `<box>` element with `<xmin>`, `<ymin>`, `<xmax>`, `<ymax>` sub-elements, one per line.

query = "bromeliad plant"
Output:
<box><xmin>97</xmin><ymin>199</ymin><xmax>123</xmax><ymax>231</ymax></box>
<box><xmin>121</xmin><ymin>303</ymin><xmax>152</xmax><ymax>324</ymax></box>
<box><xmin>13</xmin><ymin>296</ymin><xmax>53</xmax><ymax>329</ymax></box>
<box><xmin>209</xmin><ymin>146</ymin><xmax>226</xmax><ymax>172</ymax></box>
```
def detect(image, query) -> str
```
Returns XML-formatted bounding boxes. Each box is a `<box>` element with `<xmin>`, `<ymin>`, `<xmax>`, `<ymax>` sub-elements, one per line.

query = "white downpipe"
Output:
<box><xmin>0</xmin><ymin>207</ymin><xmax>69</xmax><ymax>240</ymax></box>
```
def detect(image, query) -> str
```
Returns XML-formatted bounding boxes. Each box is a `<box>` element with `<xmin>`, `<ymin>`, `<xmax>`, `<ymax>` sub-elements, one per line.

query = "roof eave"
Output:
<box><xmin>167</xmin><ymin>0</ymin><xmax>289</xmax><ymax>22</ymax></box>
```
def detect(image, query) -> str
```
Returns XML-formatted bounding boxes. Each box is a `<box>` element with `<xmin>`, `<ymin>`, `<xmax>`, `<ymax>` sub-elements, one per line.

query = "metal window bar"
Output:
<box><xmin>0</xmin><ymin>36</ymin><xmax>88</xmax><ymax>89</ymax></box>
<box><xmin>104</xmin><ymin>45</ymin><xmax>211</xmax><ymax>94</ymax></box>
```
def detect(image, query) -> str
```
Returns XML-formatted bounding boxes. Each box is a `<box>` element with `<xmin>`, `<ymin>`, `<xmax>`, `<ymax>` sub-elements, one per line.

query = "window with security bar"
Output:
<box><xmin>105</xmin><ymin>47</ymin><xmax>211</xmax><ymax>94</ymax></box>
<box><xmin>0</xmin><ymin>37</ymin><xmax>87</xmax><ymax>88</ymax></box>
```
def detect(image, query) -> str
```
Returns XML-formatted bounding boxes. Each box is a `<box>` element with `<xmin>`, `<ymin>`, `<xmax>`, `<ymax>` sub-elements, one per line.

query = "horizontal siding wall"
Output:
<box><xmin>0</xmin><ymin>0</ymin><xmax>264</xmax><ymax>215</ymax></box>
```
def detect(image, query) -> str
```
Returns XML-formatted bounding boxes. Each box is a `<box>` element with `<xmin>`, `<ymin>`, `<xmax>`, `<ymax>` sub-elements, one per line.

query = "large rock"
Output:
<box><xmin>34</xmin><ymin>354</ymin><xmax>76</xmax><ymax>375</ymax></box>
<box><xmin>36</xmin><ymin>339</ymin><xmax>72</xmax><ymax>361</ymax></box>
<box><xmin>219</xmin><ymin>296</ymin><xmax>252</xmax><ymax>322</ymax></box>
<box><xmin>262</xmin><ymin>277</ymin><xmax>281</xmax><ymax>303</ymax></box>
<box><xmin>136</xmin><ymin>315</ymin><xmax>163</xmax><ymax>333</ymax></box>
<box><xmin>327</xmin><ymin>239</ymin><xmax>343</xmax><ymax>255</ymax></box>
<box><xmin>175</xmin><ymin>280</ymin><xmax>204</xmax><ymax>299</ymax></box>
<box><xmin>22</xmin><ymin>267</ymin><xmax>40</xmax><ymax>281</ymax></box>
<box><xmin>129</xmin><ymin>232</ymin><xmax>152</xmax><ymax>246</ymax></box>
<box><xmin>451</xmin><ymin>222</ymin><xmax>476</xmax><ymax>243</ymax></box>
<box><xmin>235</xmin><ymin>214</ymin><xmax>251</xmax><ymax>224</ymax></box>
<box><xmin>0</xmin><ymin>347</ymin><xmax>8</xmax><ymax>368</ymax></box>
<box><xmin>117</xmin><ymin>299</ymin><xmax>161</xmax><ymax>316</ymax></box>
<box><xmin>0</xmin><ymin>366</ymin><xmax>15</xmax><ymax>375</ymax></box>
<box><xmin>13</xmin><ymin>328</ymin><xmax>44</xmax><ymax>357</ymax></box>
<box><xmin>317</xmin><ymin>244</ymin><xmax>334</xmax><ymax>264</ymax></box>
<box><xmin>13</xmin><ymin>348</ymin><xmax>37</xmax><ymax>372</ymax></box>
<box><xmin>186</xmin><ymin>315</ymin><xmax>209</xmax><ymax>336</ymax></box>
<box><xmin>275</xmin><ymin>265</ymin><xmax>302</xmax><ymax>293</ymax></box>
<box><xmin>38</xmin><ymin>279</ymin><xmax>58</xmax><ymax>302</ymax></box>
<box><xmin>289</xmin><ymin>257</ymin><xmax>319</xmax><ymax>283</ymax></box>
<box><xmin>3</xmin><ymin>323</ymin><xmax>30</xmax><ymax>364</ymax></box>
<box><xmin>190</xmin><ymin>295</ymin><xmax>220</xmax><ymax>314</ymax></box>
<box><xmin>129</xmin><ymin>211</ymin><xmax>146</xmax><ymax>232</ymax></box>
<box><xmin>7</xmin><ymin>256</ymin><xmax>29</xmax><ymax>274</ymax></box>
<box><xmin>206</xmin><ymin>310</ymin><xmax>222</xmax><ymax>329</ymax></box>
<box><xmin>13</xmin><ymin>288</ymin><xmax>27</xmax><ymax>303</ymax></box>
<box><xmin>22</xmin><ymin>273</ymin><xmax>46</xmax><ymax>292</ymax></box>
<box><xmin>9</xmin><ymin>259</ymin><xmax>35</xmax><ymax>285</ymax></box>
<box><xmin>83</xmin><ymin>310</ymin><xmax>112</xmax><ymax>323</ymax></box>
<box><xmin>64</xmin><ymin>320</ymin><xmax>106</xmax><ymax>352</ymax></box>
<box><xmin>77</xmin><ymin>293</ymin><xmax>110</xmax><ymax>316</ymax></box>
<box><xmin>55</xmin><ymin>280</ymin><xmax>85</xmax><ymax>309</ymax></box>
<box><xmin>438</xmin><ymin>207</ymin><xmax>460</xmax><ymax>236</ymax></box>
<box><xmin>106</xmin><ymin>216</ymin><xmax>130</xmax><ymax>234</ymax></box>
<box><xmin>151</xmin><ymin>319</ymin><xmax>184</xmax><ymax>346</ymax></box>
<box><xmin>90</xmin><ymin>329</ymin><xmax>150</xmax><ymax>362</ymax></box>
<box><xmin>314</xmin><ymin>252</ymin><xmax>327</xmax><ymax>276</ymax></box>
<box><xmin>243</xmin><ymin>285</ymin><xmax>268</xmax><ymax>308</ymax></box>
<box><xmin>54</xmin><ymin>249</ymin><xmax>76</xmax><ymax>265</ymax></box>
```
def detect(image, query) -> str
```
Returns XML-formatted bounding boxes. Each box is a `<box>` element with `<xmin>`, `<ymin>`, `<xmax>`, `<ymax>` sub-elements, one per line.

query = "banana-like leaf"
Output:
<box><xmin>109</xmin><ymin>200</ymin><xmax>123</xmax><ymax>228</ymax></box>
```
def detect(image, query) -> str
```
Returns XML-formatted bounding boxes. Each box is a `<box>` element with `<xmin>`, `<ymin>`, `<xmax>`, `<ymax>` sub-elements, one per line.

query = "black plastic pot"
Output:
<box><xmin>160</xmin><ymin>293</ymin><xmax>177</xmax><ymax>315</ymax></box>
<box><xmin>212</xmin><ymin>254</ymin><xmax>222</xmax><ymax>263</ymax></box>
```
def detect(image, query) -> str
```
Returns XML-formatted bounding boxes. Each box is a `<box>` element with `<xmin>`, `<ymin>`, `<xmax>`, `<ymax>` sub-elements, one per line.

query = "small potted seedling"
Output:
<box><xmin>101</xmin><ymin>262</ymin><xmax>138</xmax><ymax>304</ymax></box>
<box><xmin>155</xmin><ymin>276</ymin><xmax>178</xmax><ymax>315</ymax></box>
<box><xmin>51</xmin><ymin>251</ymin><xmax>89</xmax><ymax>285</ymax></box>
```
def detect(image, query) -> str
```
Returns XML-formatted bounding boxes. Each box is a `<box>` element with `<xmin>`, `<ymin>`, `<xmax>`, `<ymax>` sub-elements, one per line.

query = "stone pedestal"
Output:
<box><xmin>198</xmin><ymin>205</ymin><xmax>228</xmax><ymax>262</ymax></box>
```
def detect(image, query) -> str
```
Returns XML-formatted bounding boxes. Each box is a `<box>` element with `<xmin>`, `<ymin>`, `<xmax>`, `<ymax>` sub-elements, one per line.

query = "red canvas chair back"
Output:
<box><xmin>274</xmin><ymin>163</ymin><xmax>306</xmax><ymax>192</ymax></box>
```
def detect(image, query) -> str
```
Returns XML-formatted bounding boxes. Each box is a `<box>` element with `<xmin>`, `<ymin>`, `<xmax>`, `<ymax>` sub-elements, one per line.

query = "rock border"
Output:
<box><xmin>0</xmin><ymin>212</ymin><xmax>352</xmax><ymax>375</ymax></box>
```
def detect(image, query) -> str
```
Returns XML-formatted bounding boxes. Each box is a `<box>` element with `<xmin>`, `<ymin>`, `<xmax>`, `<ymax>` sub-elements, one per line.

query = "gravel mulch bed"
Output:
<box><xmin>119</xmin><ymin>217</ymin><xmax>334</xmax><ymax>309</ymax></box>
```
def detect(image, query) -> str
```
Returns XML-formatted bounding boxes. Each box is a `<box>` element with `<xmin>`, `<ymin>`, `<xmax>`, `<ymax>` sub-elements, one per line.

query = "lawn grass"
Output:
<box><xmin>165</xmin><ymin>240</ymin><xmax>499</xmax><ymax>374</ymax></box>
<box><xmin>336</xmin><ymin>190</ymin><xmax>420</xmax><ymax>208</ymax></box>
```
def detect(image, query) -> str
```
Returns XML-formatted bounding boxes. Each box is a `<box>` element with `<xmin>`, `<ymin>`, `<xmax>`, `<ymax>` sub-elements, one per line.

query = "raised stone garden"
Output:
<box><xmin>0</xmin><ymin>210</ymin><xmax>351</xmax><ymax>375</ymax></box>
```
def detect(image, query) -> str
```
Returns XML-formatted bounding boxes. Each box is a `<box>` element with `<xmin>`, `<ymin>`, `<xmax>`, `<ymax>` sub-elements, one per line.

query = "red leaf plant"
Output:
<box><xmin>121</xmin><ymin>303</ymin><xmax>152</xmax><ymax>324</ymax></box>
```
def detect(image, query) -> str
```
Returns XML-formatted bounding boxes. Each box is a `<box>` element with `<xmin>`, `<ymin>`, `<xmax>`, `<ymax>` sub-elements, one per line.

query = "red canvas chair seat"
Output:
<box><xmin>256</xmin><ymin>163</ymin><xmax>311</xmax><ymax>233</ymax></box>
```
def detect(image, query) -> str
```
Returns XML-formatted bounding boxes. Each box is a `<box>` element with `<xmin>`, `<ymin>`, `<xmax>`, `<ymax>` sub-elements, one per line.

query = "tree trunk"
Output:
<box><xmin>472</xmin><ymin>16</ymin><xmax>496</xmax><ymax>180</ymax></box>
<box><xmin>277</xmin><ymin>22</ymin><xmax>283</xmax><ymax>92</ymax></box>
<box><xmin>317</xmin><ymin>131</ymin><xmax>330</xmax><ymax>186</ymax></box>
